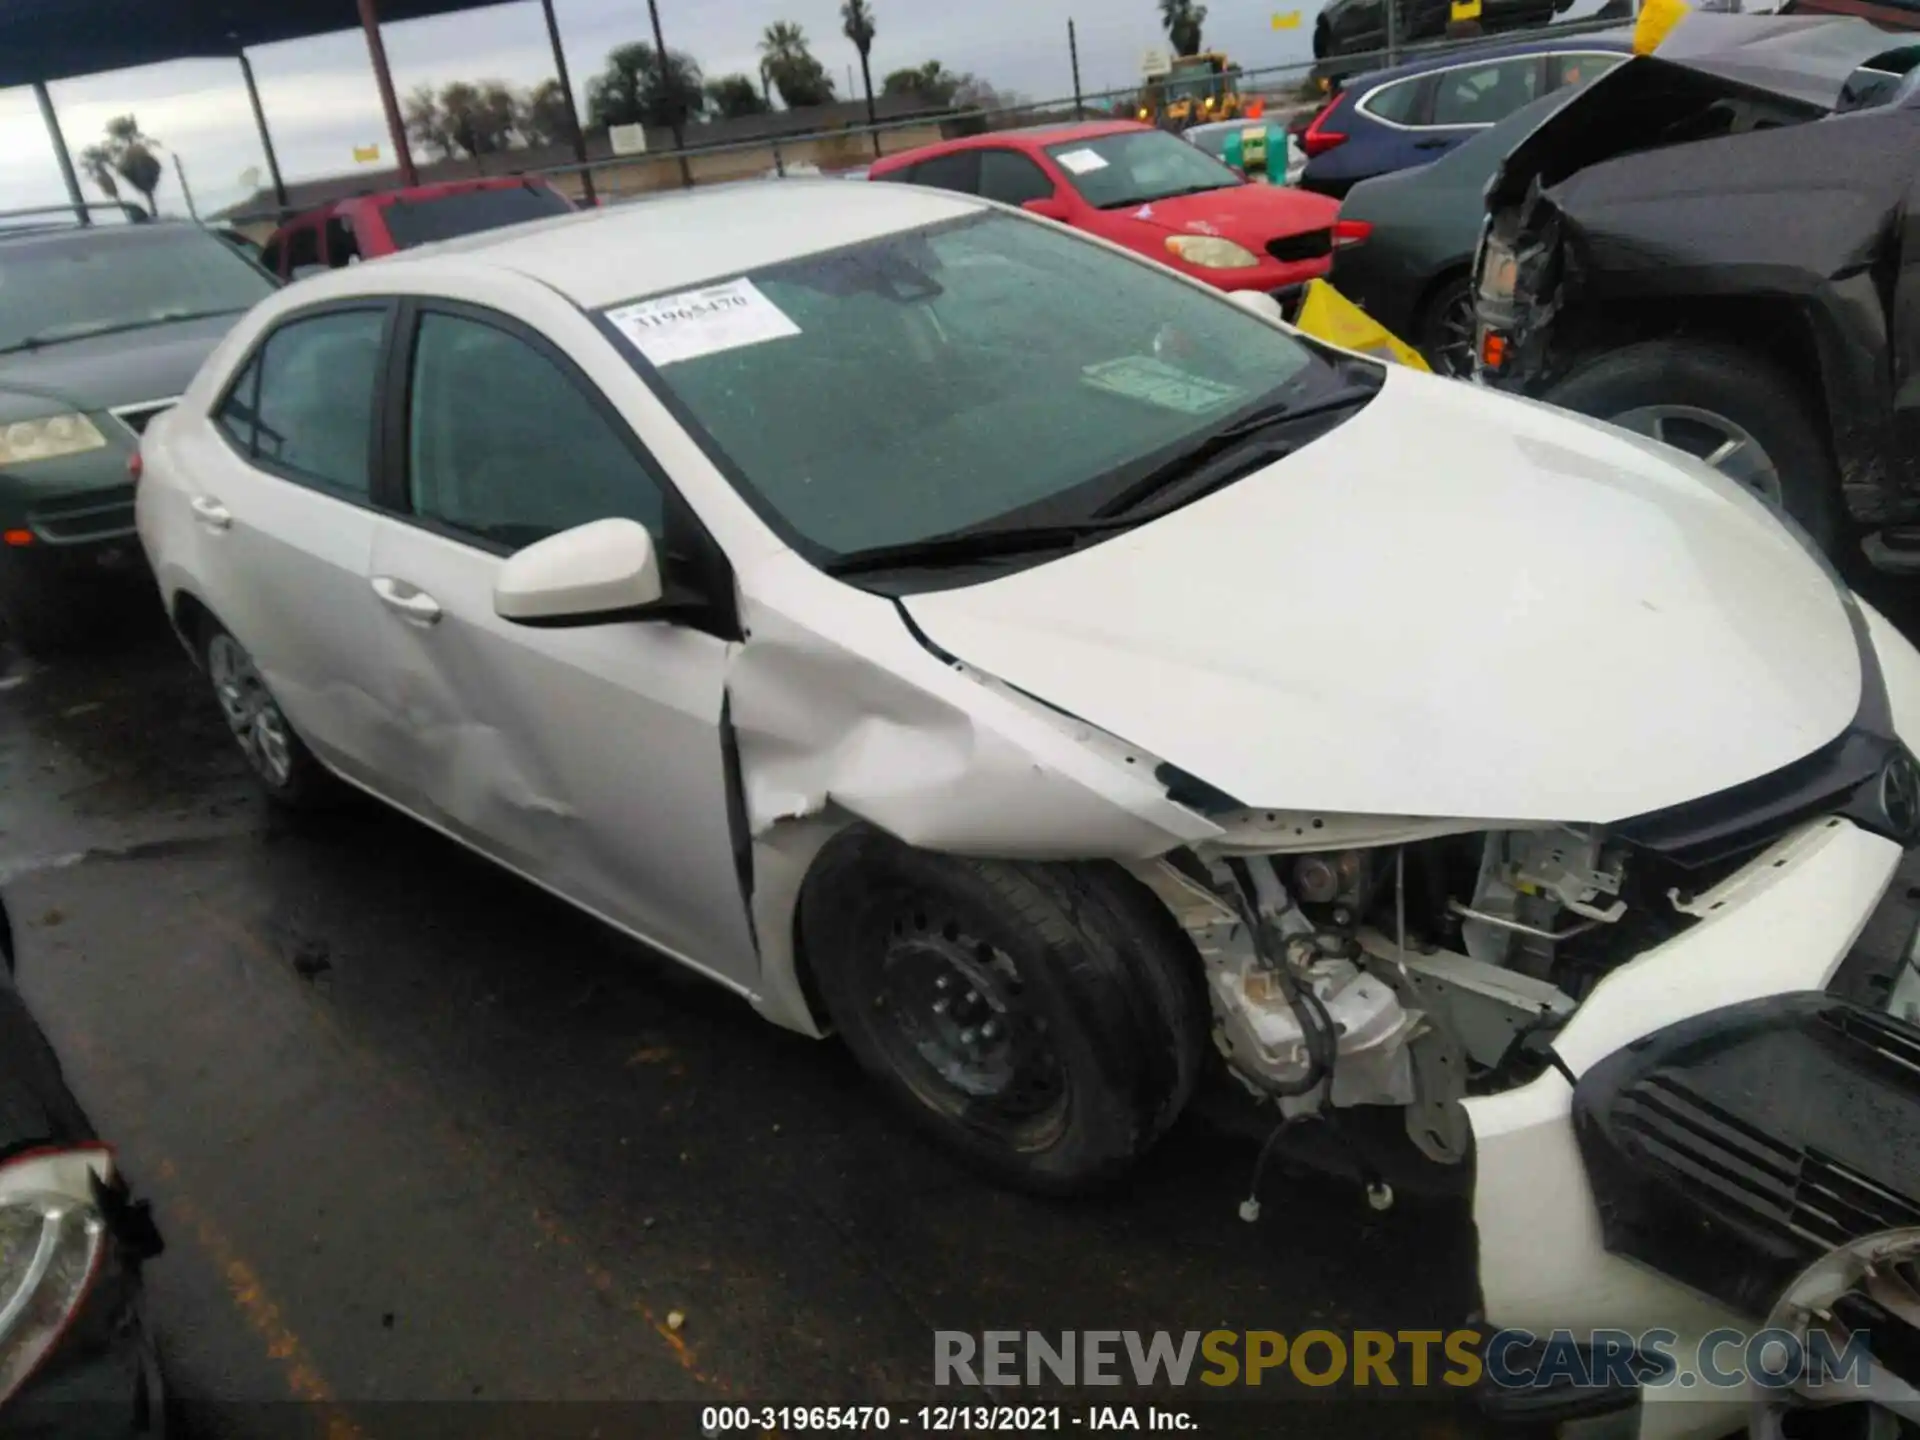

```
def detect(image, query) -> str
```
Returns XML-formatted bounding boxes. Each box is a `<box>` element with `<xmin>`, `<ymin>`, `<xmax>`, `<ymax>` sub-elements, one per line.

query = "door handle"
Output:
<box><xmin>370</xmin><ymin>576</ymin><xmax>443</xmax><ymax>625</ymax></box>
<box><xmin>1414</xmin><ymin>138</ymin><xmax>1451</xmax><ymax>150</ymax></box>
<box><xmin>190</xmin><ymin>496</ymin><xmax>232</xmax><ymax>530</ymax></box>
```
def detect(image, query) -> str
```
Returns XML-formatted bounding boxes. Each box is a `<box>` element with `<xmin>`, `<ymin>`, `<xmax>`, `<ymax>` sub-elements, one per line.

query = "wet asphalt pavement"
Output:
<box><xmin>0</xmin><ymin>601</ymin><xmax>1678</xmax><ymax>1440</ymax></box>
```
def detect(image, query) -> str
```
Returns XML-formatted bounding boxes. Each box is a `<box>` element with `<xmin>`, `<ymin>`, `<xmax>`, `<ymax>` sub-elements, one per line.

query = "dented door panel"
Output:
<box><xmin>364</xmin><ymin>517</ymin><xmax>760</xmax><ymax>992</ymax></box>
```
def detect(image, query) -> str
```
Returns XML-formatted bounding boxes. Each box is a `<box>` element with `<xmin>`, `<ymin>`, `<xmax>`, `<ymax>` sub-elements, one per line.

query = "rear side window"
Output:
<box><xmin>324</xmin><ymin>215</ymin><xmax>361</xmax><ymax>267</ymax></box>
<box><xmin>898</xmin><ymin>151</ymin><xmax>982</xmax><ymax>194</ymax></box>
<box><xmin>249</xmin><ymin>308</ymin><xmax>386</xmax><ymax>498</ymax></box>
<box><xmin>1430</xmin><ymin>58</ymin><xmax>1542</xmax><ymax>126</ymax></box>
<box><xmin>1362</xmin><ymin>76</ymin><xmax>1426</xmax><ymax>124</ymax></box>
<box><xmin>379</xmin><ymin>186</ymin><xmax>572</xmax><ymax>250</ymax></box>
<box><xmin>977</xmin><ymin>150</ymin><xmax>1055</xmax><ymax>206</ymax></box>
<box><xmin>1551</xmin><ymin>52</ymin><xmax>1625</xmax><ymax>89</ymax></box>
<box><xmin>260</xmin><ymin>238</ymin><xmax>283</xmax><ymax>275</ymax></box>
<box><xmin>216</xmin><ymin>355</ymin><xmax>261</xmax><ymax>450</ymax></box>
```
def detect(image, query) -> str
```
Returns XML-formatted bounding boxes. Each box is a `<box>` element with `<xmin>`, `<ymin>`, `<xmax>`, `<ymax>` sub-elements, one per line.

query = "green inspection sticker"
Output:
<box><xmin>1081</xmin><ymin>354</ymin><xmax>1246</xmax><ymax>415</ymax></box>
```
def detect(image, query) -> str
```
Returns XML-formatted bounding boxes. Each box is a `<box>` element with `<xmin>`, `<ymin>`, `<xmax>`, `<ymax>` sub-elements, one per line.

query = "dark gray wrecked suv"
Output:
<box><xmin>1471</xmin><ymin>22</ymin><xmax>1920</xmax><ymax>564</ymax></box>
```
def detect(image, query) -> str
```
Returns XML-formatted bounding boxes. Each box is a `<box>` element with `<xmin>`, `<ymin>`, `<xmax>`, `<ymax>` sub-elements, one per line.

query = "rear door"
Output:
<box><xmin>177</xmin><ymin>301</ymin><xmax>402</xmax><ymax>785</ymax></box>
<box><xmin>1419</xmin><ymin>54</ymin><xmax>1547</xmax><ymax>156</ymax></box>
<box><xmin>361</xmin><ymin>298</ymin><xmax>757</xmax><ymax>987</ymax></box>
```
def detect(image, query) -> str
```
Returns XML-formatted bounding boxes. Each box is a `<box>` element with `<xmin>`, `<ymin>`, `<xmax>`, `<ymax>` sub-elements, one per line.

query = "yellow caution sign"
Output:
<box><xmin>1271</xmin><ymin>10</ymin><xmax>1303</xmax><ymax>28</ymax></box>
<box><xmin>352</xmin><ymin>144</ymin><xmax>381</xmax><ymax>163</ymax></box>
<box><xmin>1634</xmin><ymin>0</ymin><xmax>1690</xmax><ymax>53</ymax></box>
<box><xmin>1451</xmin><ymin>0</ymin><xmax>1484</xmax><ymax>21</ymax></box>
<box><xmin>1292</xmin><ymin>279</ymin><xmax>1432</xmax><ymax>371</ymax></box>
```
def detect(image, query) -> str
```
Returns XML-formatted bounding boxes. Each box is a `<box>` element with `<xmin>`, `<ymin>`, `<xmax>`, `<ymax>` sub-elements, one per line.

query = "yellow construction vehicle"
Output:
<box><xmin>1139</xmin><ymin>52</ymin><xmax>1246</xmax><ymax>129</ymax></box>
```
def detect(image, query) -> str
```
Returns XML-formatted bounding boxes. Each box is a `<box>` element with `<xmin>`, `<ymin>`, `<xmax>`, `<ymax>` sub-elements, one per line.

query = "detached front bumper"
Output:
<box><xmin>1463</xmin><ymin>598</ymin><xmax>1920</xmax><ymax>1440</ymax></box>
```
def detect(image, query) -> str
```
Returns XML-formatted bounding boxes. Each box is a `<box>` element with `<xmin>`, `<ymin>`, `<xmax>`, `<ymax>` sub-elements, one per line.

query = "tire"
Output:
<box><xmin>1542</xmin><ymin>339</ymin><xmax>1841</xmax><ymax>556</ymax></box>
<box><xmin>200</xmin><ymin>623</ymin><xmax>334</xmax><ymax>808</ymax></box>
<box><xmin>1414</xmin><ymin>274</ymin><xmax>1476</xmax><ymax>379</ymax></box>
<box><xmin>799</xmin><ymin>826</ymin><xmax>1209</xmax><ymax>1195</ymax></box>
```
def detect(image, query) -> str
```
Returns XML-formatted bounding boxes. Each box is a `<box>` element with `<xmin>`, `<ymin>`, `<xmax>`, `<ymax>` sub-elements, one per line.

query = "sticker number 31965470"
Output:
<box><xmin>606</xmin><ymin>277</ymin><xmax>801</xmax><ymax>367</ymax></box>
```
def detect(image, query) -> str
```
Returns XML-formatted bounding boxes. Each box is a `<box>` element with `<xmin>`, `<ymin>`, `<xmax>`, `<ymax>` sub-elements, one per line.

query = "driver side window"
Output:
<box><xmin>405</xmin><ymin>310</ymin><xmax>666</xmax><ymax>553</ymax></box>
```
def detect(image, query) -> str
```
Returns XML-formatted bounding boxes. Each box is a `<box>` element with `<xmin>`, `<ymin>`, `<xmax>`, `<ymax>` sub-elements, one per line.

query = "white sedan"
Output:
<box><xmin>138</xmin><ymin>180</ymin><xmax>1920</xmax><ymax>1434</ymax></box>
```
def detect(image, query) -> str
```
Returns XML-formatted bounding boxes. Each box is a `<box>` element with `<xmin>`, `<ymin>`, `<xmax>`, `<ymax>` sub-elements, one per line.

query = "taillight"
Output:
<box><xmin>1302</xmin><ymin>98</ymin><xmax>1347</xmax><ymax>157</ymax></box>
<box><xmin>1332</xmin><ymin>218</ymin><xmax>1372</xmax><ymax>248</ymax></box>
<box><xmin>0</xmin><ymin>1146</ymin><xmax>112</xmax><ymax>1406</ymax></box>
<box><xmin>127</xmin><ymin>449</ymin><xmax>142</xmax><ymax>483</ymax></box>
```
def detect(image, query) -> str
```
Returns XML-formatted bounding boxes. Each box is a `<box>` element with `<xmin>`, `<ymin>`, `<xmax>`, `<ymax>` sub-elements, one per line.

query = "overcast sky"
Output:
<box><xmin>0</xmin><ymin>0</ymin><xmax>1612</xmax><ymax>218</ymax></box>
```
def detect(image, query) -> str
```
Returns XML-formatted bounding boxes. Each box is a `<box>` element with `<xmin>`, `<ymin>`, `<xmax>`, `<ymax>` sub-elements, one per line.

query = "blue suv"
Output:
<box><xmin>1299</xmin><ymin>34</ymin><xmax>1631</xmax><ymax>198</ymax></box>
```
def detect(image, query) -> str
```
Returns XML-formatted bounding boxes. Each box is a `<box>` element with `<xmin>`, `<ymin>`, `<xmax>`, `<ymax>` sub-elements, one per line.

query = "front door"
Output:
<box><xmin>364</xmin><ymin>302</ymin><xmax>757</xmax><ymax>988</ymax></box>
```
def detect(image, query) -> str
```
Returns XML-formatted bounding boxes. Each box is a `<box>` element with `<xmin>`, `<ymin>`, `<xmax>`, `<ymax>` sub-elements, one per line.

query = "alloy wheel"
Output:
<box><xmin>1609</xmin><ymin>403</ymin><xmax>1785</xmax><ymax>508</ymax></box>
<box><xmin>207</xmin><ymin>633</ymin><xmax>294</xmax><ymax>788</ymax></box>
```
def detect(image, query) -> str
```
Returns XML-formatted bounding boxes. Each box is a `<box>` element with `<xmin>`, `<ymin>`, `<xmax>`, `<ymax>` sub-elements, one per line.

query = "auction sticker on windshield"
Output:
<box><xmin>1082</xmin><ymin>355</ymin><xmax>1244</xmax><ymax>415</ymax></box>
<box><xmin>607</xmin><ymin>278</ymin><xmax>801</xmax><ymax>366</ymax></box>
<box><xmin>1054</xmin><ymin>148</ymin><xmax>1110</xmax><ymax>175</ymax></box>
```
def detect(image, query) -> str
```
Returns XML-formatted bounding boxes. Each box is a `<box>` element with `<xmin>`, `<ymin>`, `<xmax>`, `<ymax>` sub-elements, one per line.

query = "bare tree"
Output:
<box><xmin>519</xmin><ymin>78</ymin><xmax>576</xmax><ymax>147</ymax></box>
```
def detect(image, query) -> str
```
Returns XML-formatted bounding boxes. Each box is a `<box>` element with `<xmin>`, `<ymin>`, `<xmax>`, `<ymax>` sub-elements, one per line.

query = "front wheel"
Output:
<box><xmin>799</xmin><ymin>827</ymin><xmax>1208</xmax><ymax>1195</ymax></box>
<box><xmin>203</xmin><ymin>625</ymin><xmax>334</xmax><ymax>807</ymax></box>
<box><xmin>1415</xmin><ymin>275</ymin><xmax>1476</xmax><ymax>379</ymax></box>
<box><xmin>1543</xmin><ymin>339</ymin><xmax>1841</xmax><ymax>556</ymax></box>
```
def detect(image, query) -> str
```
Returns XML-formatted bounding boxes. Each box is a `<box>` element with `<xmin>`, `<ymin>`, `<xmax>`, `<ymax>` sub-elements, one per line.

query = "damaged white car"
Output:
<box><xmin>139</xmin><ymin>182</ymin><xmax>1920</xmax><ymax>1436</ymax></box>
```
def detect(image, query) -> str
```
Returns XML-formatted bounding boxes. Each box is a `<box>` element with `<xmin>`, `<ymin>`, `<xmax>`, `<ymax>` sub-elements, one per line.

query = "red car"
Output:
<box><xmin>869</xmin><ymin>121</ymin><xmax>1340</xmax><ymax>301</ymax></box>
<box><xmin>259</xmin><ymin>176</ymin><xmax>574</xmax><ymax>280</ymax></box>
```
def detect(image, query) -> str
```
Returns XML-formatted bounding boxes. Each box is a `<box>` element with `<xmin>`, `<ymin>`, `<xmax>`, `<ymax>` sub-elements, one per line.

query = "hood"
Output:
<box><xmin>902</xmin><ymin>368</ymin><xmax>1859</xmax><ymax>824</ymax></box>
<box><xmin>0</xmin><ymin>310</ymin><xmax>240</xmax><ymax>416</ymax></box>
<box><xmin>1107</xmin><ymin>183</ymin><xmax>1338</xmax><ymax>247</ymax></box>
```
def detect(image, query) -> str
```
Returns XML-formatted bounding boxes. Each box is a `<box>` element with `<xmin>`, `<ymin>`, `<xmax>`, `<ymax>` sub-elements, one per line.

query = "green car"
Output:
<box><xmin>0</xmin><ymin>216</ymin><xmax>277</xmax><ymax>653</ymax></box>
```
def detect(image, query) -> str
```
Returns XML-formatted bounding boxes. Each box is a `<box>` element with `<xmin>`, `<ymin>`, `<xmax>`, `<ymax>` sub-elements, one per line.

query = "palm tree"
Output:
<box><xmin>841</xmin><ymin>0</ymin><xmax>878</xmax><ymax>133</ymax></box>
<box><xmin>102</xmin><ymin>115</ymin><xmax>164</xmax><ymax>215</ymax></box>
<box><xmin>758</xmin><ymin>21</ymin><xmax>834</xmax><ymax>108</ymax></box>
<box><xmin>79</xmin><ymin>144</ymin><xmax>120</xmax><ymax>204</ymax></box>
<box><xmin>1158</xmin><ymin>0</ymin><xmax>1208</xmax><ymax>56</ymax></box>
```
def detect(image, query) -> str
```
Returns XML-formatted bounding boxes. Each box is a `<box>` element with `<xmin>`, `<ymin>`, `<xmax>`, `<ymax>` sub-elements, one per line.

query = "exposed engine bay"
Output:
<box><xmin>1134</xmin><ymin>820</ymin><xmax>1740</xmax><ymax>1164</ymax></box>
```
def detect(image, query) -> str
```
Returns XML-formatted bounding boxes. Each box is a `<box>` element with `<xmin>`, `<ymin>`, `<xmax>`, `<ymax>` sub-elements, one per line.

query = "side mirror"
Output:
<box><xmin>1228</xmin><ymin>290</ymin><xmax>1285</xmax><ymax>324</ymax></box>
<box><xmin>494</xmin><ymin>518</ymin><xmax>663</xmax><ymax>626</ymax></box>
<box><xmin>1021</xmin><ymin>195</ymin><xmax>1072</xmax><ymax>222</ymax></box>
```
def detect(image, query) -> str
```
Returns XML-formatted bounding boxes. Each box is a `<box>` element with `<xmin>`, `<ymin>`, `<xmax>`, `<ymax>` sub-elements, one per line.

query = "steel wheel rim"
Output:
<box><xmin>869</xmin><ymin>909</ymin><xmax>1068</xmax><ymax>1147</ymax></box>
<box><xmin>1609</xmin><ymin>403</ymin><xmax>1784</xmax><ymax>507</ymax></box>
<box><xmin>1429</xmin><ymin>291</ymin><xmax>1478</xmax><ymax>378</ymax></box>
<box><xmin>208</xmin><ymin>634</ymin><xmax>293</xmax><ymax>788</ymax></box>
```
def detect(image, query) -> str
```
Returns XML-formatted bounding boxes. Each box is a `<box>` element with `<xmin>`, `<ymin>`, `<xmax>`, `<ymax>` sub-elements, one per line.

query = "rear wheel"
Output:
<box><xmin>1415</xmin><ymin>275</ymin><xmax>1476</xmax><ymax>379</ymax></box>
<box><xmin>202</xmin><ymin>625</ymin><xmax>333</xmax><ymax>807</ymax></box>
<box><xmin>799</xmin><ymin>826</ymin><xmax>1208</xmax><ymax>1195</ymax></box>
<box><xmin>1543</xmin><ymin>339</ymin><xmax>1841</xmax><ymax>555</ymax></box>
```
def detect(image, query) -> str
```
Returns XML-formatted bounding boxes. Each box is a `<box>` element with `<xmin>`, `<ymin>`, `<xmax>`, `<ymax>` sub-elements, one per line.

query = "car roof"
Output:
<box><xmin>273</xmin><ymin>175</ymin><xmax>558</xmax><ymax>230</ymax></box>
<box><xmin>870</xmin><ymin>119</ymin><xmax>1151</xmax><ymax>171</ymax></box>
<box><xmin>355</xmin><ymin>178</ymin><xmax>986</xmax><ymax>309</ymax></box>
<box><xmin>1342</xmin><ymin>28</ymin><xmax>1634</xmax><ymax>92</ymax></box>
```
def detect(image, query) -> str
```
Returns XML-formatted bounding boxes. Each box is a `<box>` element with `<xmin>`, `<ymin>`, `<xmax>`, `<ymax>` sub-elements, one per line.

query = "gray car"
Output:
<box><xmin>0</xmin><ymin>214</ymin><xmax>277</xmax><ymax>653</ymax></box>
<box><xmin>1327</xmin><ymin>87</ymin><xmax>1579</xmax><ymax>375</ymax></box>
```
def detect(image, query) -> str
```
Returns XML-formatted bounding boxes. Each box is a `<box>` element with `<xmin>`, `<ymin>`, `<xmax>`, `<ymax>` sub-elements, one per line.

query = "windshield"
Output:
<box><xmin>1044</xmin><ymin>129</ymin><xmax>1243</xmax><ymax>209</ymax></box>
<box><xmin>0</xmin><ymin>224</ymin><xmax>275</xmax><ymax>352</ymax></box>
<box><xmin>380</xmin><ymin>185</ymin><xmax>573</xmax><ymax>249</ymax></box>
<box><xmin>607</xmin><ymin>212</ymin><xmax>1339</xmax><ymax>562</ymax></box>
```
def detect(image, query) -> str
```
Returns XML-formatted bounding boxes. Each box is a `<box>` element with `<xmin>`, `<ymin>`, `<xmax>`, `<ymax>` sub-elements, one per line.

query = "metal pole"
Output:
<box><xmin>538</xmin><ymin>0</ymin><xmax>595</xmax><ymax>205</ymax></box>
<box><xmin>237</xmin><ymin>51</ymin><xmax>289</xmax><ymax>210</ymax></box>
<box><xmin>1386</xmin><ymin>0</ymin><xmax>1402</xmax><ymax>69</ymax></box>
<box><xmin>356</xmin><ymin>0</ymin><xmax>418</xmax><ymax>186</ymax></box>
<box><xmin>645</xmin><ymin>0</ymin><xmax>693</xmax><ymax>188</ymax></box>
<box><xmin>171</xmin><ymin>152</ymin><xmax>198</xmax><ymax>220</ymax></box>
<box><xmin>1069</xmin><ymin>19</ymin><xmax>1085</xmax><ymax>119</ymax></box>
<box><xmin>33</xmin><ymin>83</ymin><xmax>87</xmax><ymax>223</ymax></box>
